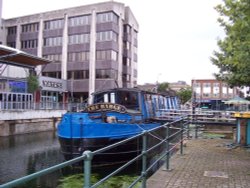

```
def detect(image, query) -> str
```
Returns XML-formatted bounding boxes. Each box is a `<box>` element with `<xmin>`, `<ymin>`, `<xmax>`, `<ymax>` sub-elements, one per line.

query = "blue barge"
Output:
<box><xmin>57</xmin><ymin>88</ymin><xmax>180</xmax><ymax>167</ymax></box>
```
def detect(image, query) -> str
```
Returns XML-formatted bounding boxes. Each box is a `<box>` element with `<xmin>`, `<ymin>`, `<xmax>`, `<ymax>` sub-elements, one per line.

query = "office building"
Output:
<box><xmin>1</xmin><ymin>1</ymin><xmax>139</xmax><ymax>103</ymax></box>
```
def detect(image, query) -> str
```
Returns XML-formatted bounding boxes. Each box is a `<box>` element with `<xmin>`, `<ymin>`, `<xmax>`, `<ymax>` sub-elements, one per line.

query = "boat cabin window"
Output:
<box><xmin>117</xmin><ymin>91</ymin><xmax>139</xmax><ymax>110</ymax></box>
<box><xmin>94</xmin><ymin>90</ymin><xmax>139</xmax><ymax>111</ymax></box>
<box><xmin>94</xmin><ymin>92</ymin><xmax>116</xmax><ymax>103</ymax></box>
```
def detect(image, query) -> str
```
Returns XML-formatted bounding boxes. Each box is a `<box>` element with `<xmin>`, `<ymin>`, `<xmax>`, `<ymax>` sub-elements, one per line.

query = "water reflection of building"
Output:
<box><xmin>1</xmin><ymin>1</ymin><xmax>139</xmax><ymax>103</ymax></box>
<box><xmin>191</xmin><ymin>79</ymin><xmax>243</xmax><ymax>110</ymax></box>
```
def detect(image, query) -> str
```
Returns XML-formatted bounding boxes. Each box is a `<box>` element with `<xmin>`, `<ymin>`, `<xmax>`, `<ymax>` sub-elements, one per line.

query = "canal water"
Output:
<box><xmin>0</xmin><ymin>130</ymin><xmax>169</xmax><ymax>187</ymax></box>
<box><xmin>0</xmin><ymin>131</ymin><xmax>65</xmax><ymax>187</ymax></box>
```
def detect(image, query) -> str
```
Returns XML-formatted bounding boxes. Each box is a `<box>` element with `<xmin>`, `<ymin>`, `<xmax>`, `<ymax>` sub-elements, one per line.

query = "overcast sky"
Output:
<box><xmin>2</xmin><ymin>0</ymin><xmax>225</xmax><ymax>85</ymax></box>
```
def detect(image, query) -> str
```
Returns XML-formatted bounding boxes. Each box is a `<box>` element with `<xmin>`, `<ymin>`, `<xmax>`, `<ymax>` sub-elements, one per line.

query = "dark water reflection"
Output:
<box><xmin>0</xmin><ymin>131</ymin><xmax>64</xmax><ymax>187</ymax></box>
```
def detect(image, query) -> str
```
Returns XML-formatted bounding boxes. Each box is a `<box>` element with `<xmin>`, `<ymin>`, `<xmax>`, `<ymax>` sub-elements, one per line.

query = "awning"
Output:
<box><xmin>0</xmin><ymin>45</ymin><xmax>51</xmax><ymax>69</ymax></box>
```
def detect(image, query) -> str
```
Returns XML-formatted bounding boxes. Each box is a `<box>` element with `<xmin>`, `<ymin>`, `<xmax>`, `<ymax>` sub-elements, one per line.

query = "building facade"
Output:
<box><xmin>1</xmin><ymin>1</ymin><xmax>139</xmax><ymax>103</ymax></box>
<box><xmin>192</xmin><ymin>79</ymin><xmax>242</xmax><ymax>110</ymax></box>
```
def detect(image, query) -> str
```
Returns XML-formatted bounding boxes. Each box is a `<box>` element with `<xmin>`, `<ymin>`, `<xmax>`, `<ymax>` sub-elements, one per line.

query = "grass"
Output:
<box><xmin>57</xmin><ymin>173</ymin><xmax>141</xmax><ymax>188</ymax></box>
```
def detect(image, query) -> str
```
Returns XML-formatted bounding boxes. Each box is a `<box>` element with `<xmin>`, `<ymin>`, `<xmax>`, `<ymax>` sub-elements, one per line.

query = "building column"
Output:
<box><xmin>61</xmin><ymin>13</ymin><xmax>68</xmax><ymax>80</ymax></box>
<box><xmin>117</xmin><ymin>14</ymin><xmax>123</xmax><ymax>88</ymax></box>
<box><xmin>36</xmin><ymin>17</ymin><xmax>44</xmax><ymax>75</ymax></box>
<box><xmin>130</xmin><ymin>25</ymin><xmax>135</xmax><ymax>88</ymax></box>
<box><xmin>16</xmin><ymin>22</ymin><xmax>21</xmax><ymax>50</ymax></box>
<box><xmin>88</xmin><ymin>9</ymin><xmax>96</xmax><ymax>104</ymax></box>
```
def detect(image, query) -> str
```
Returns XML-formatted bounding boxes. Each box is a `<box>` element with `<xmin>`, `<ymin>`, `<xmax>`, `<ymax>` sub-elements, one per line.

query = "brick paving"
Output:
<box><xmin>147</xmin><ymin>138</ymin><xmax>250</xmax><ymax>188</ymax></box>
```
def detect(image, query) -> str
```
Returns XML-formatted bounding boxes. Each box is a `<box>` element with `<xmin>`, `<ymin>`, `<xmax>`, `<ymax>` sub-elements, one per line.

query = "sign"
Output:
<box><xmin>39</xmin><ymin>76</ymin><xmax>66</xmax><ymax>92</ymax></box>
<box><xmin>86</xmin><ymin>103</ymin><xmax>127</xmax><ymax>113</ymax></box>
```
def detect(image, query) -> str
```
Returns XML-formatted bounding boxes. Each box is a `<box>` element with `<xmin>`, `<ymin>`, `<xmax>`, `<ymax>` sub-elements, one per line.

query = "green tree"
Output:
<box><xmin>176</xmin><ymin>88</ymin><xmax>192</xmax><ymax>104</ymax></box>
<box><xmin>27</xmin><ymin>74</ymin><xmax>39</xmax><ymax>93</ymax></box>
<box><xmin>157</xmin><ymin>82</ymin><xmax>170</xmax><ymax>92</ymax></box>
<box><xmin>211</xmin><ymin>0</ymin><xmax>250</xmax><ymax>87</ymax></box>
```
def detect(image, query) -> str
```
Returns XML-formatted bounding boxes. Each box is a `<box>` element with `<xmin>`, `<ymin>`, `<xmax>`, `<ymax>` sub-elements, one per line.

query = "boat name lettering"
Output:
<box><xmin>87</xmin><ymin>103</ymin><xmax>126</xmax><ymax>112</ymax></box>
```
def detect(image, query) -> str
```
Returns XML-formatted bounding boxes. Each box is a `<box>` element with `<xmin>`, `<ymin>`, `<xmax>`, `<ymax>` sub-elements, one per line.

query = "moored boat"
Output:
<box><xmin>57</xmin><ymin>88</ymin><xmax>180</xmax><ymax>167</ymax></box>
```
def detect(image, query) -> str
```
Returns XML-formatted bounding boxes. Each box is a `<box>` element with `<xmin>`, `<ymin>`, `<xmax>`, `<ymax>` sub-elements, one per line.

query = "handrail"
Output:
<box><xmin>0</xmin><ymin>117</ymin><xmax>189</xmax><ymax>188</ymax></box>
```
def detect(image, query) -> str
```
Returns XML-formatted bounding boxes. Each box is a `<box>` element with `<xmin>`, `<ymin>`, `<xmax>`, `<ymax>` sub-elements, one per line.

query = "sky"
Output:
<box><xmin>1</xmin><ymin>0</ymin><xmax>225</xmax><ymax>85</ymax></box>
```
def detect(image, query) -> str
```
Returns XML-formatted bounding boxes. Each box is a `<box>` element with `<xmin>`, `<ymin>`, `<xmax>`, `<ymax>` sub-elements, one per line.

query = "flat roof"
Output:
<box><xmin>0</xmin><ymin>45</ymin><xmax>51</xmax><ymax>68</ymax></box>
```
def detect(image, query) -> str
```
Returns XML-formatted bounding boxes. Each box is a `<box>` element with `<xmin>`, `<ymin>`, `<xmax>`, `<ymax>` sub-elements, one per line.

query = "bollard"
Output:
<box><xmin>83</xmin><ymin>150</ymin><xmax>93</xmax><ymax>188</ymax></box>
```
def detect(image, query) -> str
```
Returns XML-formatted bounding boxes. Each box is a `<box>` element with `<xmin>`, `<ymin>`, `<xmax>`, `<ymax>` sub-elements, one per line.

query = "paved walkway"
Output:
<box><xmin>147</xmin><ymin>138</ymin><xmax>250</xmax><ymax>188</ymax></box>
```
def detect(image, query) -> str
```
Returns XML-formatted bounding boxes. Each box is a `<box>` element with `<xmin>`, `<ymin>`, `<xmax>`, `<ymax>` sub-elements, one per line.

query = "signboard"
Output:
<box><xmin>86</xmin><ymin>103</ymin><xmax>127</xmax><ymax>113</ymax></box>
<box><xmin>39</xmin><ymin>76</ymin><xmax>67</xmax><ymax>92</ymax></box>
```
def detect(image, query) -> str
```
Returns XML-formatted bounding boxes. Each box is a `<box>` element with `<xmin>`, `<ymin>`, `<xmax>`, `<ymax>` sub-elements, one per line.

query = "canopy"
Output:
<box><xmin>224</xmin><ymin>96</ymin><xmax>250</xmax><ymax>105</ymax></box>
<box><xmin>0</xmin><ymin>45</ymin><xmax>51</xmax><ymax>69</ymax></box>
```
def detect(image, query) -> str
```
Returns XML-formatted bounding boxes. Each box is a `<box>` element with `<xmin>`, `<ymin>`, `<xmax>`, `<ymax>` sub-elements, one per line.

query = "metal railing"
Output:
<box><xmin>157</xmin><ymin>109</ymin><xmax>236</xmax><ymax>124</ymax></box>
<box><xmin>0</xmin><ymin>101</ymin><xmax>87</xmax><ymax>111</ymax></box>
<box><xmin>0</xmin><ymin>117</ymin><xmax>189</xmax><ymax>188</ymax></box>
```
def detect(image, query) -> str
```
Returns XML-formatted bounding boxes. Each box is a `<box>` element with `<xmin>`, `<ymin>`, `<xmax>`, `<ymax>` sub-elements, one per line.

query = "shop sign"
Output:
<box><xmin>39</xmin><ymin>76</ymin><xmax>66</xmax><ymax>92</ymax></box>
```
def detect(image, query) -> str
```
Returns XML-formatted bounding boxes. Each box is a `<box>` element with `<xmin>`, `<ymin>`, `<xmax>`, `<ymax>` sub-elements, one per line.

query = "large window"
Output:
<box><xmin>96</xmin><ymin>69</ymin><xmax>116</xmax><ymax>79</ymax></box>
<box><xmin>67</xmin><ymin>70</ymin><xmax>89</xmax><ymax>79</ymax></box>
<box><xmin>22</xmin><ymin>23</ymin><xmax>39</xmax><ymax>33</ymax></box>
<box><xmin>44</xmin><ymin>19</ymin><xmax>64</xmax><ymax>30</ymax></box>
<box><xmin>44</xmin><ymin>37</ymin><xmax>62</xmax><ymax>47</ymax></box>
<box><xmin>68</xmin><ymin>34</ymin><xmax>90</xmax><ymax>44</ymax></box>
<box><xmin>96</xmin><ymin>50</ymin><xmax>117</xmax><ymax>61</ymax></box>
<box><xmin>21</xmin><ymin>39</ymin><xmax>38</xmax><ymax>49</ymax></box>
<box><xmin>68</xmin><ymin>52</ymin><xmax>89</xmax><ymax>62</ymax></box>
<box><xmin>7</xmin><ymin>26</ymin><xmax>17</xmax><ymax>35</ymax></box>
<box><xmin>69</xmin><ymin>15</ymin><xmax>91</xmax><ymax>26</ymax></box>
<box><xmin>42</xmin><ymin>72</ymin><xmax>61</xmax><ymax>79</ymax></box>
<box><xmin>96</xmin><ymin>31</ymin><xmax>118</xmax><ymax>42</ymax></box>
<box><xmin>96</xmin><ymin>12</ymin><xmax>118</xmax><ymax>24</ymax></box>
<box><xmin>43</xmin><ymin>54</ymin><xmax>62</xmax><ymax>63</ymax></box>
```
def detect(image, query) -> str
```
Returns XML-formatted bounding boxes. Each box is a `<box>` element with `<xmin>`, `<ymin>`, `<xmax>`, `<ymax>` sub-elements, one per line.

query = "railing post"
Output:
<box><xmin>180</xmin><ymin>120</ymin><xmax>183</xmax><ymax>155</ymax></box>
<box><xmin>164</xmin><ymin>124</ymin><xmax>170</xmax><ymax>171</ymax></box>
<box><xmin>83</xmin><ymin>150</ymin><xmax>93</xmax><ymax>188</ymax></box>
<box><xmin>195</xmin><ymin>124</ymin><xmax>198</xmax><ymax>139</ymax></box>
<box><xmin>141</xmin><ymin>130</ymin><xmax>147</xmax><ymax>188</ymax></box>
<box><xmin>187</xmin><ymin>122</ymin><xmax>190</xmax><ymax>139</ymax></box>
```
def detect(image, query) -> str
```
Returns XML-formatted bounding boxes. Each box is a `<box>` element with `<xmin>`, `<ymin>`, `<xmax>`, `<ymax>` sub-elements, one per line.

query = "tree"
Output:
<box><xmin>27</xmin><ymin>74</ymin><xmax>39</xmax><ymax>93</ymax></box>
<box><xmin>157</xmin><ymin>82</ymin><xmax>170</xmax><ymax>93</ymax></box>
<box><xmin>176</xmin><ymin>88</ymin><xmax>192</xmax><ymax>104</ymax></box>
<box><xmin>211</xmin><ymin>0</ymin><xmax>250</xmax><ymax>87</ymax></box>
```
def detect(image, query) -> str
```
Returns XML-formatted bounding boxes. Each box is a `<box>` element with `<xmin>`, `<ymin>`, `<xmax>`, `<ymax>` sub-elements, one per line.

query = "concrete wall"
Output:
<box><xmin>0</xmin><ymin>110</ymin><xmax>66</xmax><ymax>136</ymax></box>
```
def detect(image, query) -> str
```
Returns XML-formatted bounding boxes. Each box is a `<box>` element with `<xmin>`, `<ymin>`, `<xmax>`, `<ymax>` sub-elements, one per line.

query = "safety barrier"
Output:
<box><xmin>0</xmin><ymin>117</ymin><xmax>189</xmax><ymax>188</ymax></box>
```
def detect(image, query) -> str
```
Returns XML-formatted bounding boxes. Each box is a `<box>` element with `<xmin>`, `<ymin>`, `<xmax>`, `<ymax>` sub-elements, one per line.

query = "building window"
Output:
<box><xmin>21</xmin><ymin>23</ymin><xmax>39</xmax><ymax>33</ymax></box>
<box><xmin>123</xmin><ymin>57</ymin><xmax>131</xmax><ymax>66</ymax></box>
<box><xmin>7</xmin><ymin>26</ymin><xmax>17</xmax><ymax>35</ymax></box>
<box><xmin>97</xmin><ymin>12</ymin><xmax>118</xmax><ymax>24</ymax></box>
<box><xmin>7</xmin><ymin>42</ymin><xmax>16</xmax><ymax>48</ymax></box>
<box><xmin>67</xmin><ymin>70</ymin><xmax>89</xmax><ymax>79</ymax></box>
<box><xmin>68</xmin><ymin>34</ymin><xmax>90</xmax><ymax>44</ymax></box>
<box><xmin>96</xmin><ymin>50</ymin><xmax>117</xmax><ymax>61</ymax></box>
<box><xmin>44</xmin><ymin>37</ymin><xmax>62</xmax><ymax>47</ymax></box>
<box><xmin>96</xmin><ymin>31</ymin><xmax>118</xmax><ymax>42</ymax></box>
<box><xmin>69</xmin><ymin>15</ymin><xmax>91</xmax><ymax>26</ymax></box>
<box><xmin>44</xmin><ymin>19</ymin><xmax>64</xmax><ymax>30</ymax></box>
<box><xmin>42</xmin><ymin>72</ymin><xmax>61</xmax><ymax>79</ymax></box>
<box><xmin>122</xmin><ymin>74</ymin><xmax>131</xmax><ymax>82</ymax></box>
<box><xmin>96</xmin><ymin>69</ymin><xmax>116</xmax><ymax>79</ymax></box>
<box><xmin>123</xmin><ymin>25</ymin><xmax>131</xmax><ymax>34</ymax></box>
<box><xmin>43</xmin><ymin>54</ymin><xmax>62</xmax><ymax>63</ymax></box>
<box><xmin>21</xmin><ymin>39</ymin><xmax>38</xmax><ymax>49</ymax></box>
<box><xmin>68</xmin><ymin>52</ymin><xmax>89</xmax><ymax>62</ymax></box>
